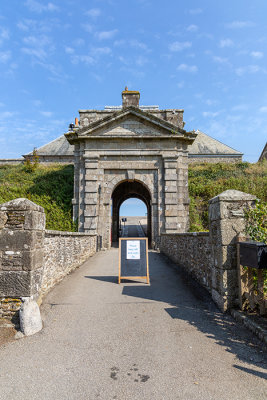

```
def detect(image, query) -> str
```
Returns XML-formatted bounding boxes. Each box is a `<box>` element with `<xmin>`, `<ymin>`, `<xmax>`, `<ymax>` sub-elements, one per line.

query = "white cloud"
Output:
<box><xmin>188</xmin><ymin>8</ymin><xmax>202</xmax><ymax>15</ymax></box>
<box><xmin>0</xmin><ymin>51</ymin><xmax>11</xmax><ymax>63</ymax></box>
<box><xmin>82</xmin><ymin>24</ymin><xmax>94</xmax><ymax>33</ymax></box>
<box><xmin>130</xmin><ymin>39</ymin><xmax>148</xmax><ymax>51</ymax></box>
<box><xmin>219</xmin><ymin>39</ymin><xmax>234</xmax><ymax>48</ymax></box>
<box><xmin>40</xmin><ymin>111</ymin><xmax>53</xmax><ymax>117</ymax></box>
<box><xmin>177</xmin><ymin>81</ymin><xmax>185</xmax><ymax>88</ymax></box>
<box><xmin>65</xmin><ymin>47</ymin><xmax>75</xmax><ymax>54</ymax></box>
<box><xmin>0</xmin><ymin>27</ymin><xmax>9</xmax><ymax>46</ymax></box>
<box><xmin>114</xmin><ymin>39</ymin><xmax>125</xmax><ymax>47</ymax></box>
<box><xmin>187</xmin><ymin>24</ymin><xmax>198</xmax><ymax>32</ymax></box>
<box><xmin>96</xmin><ymin>29</ymin><xmax>118</xmax><ymax>40</ymax></box>
<box><xmin>213</xmin><ymin>56</ymin><xmax>230</xmax><ymax>65</ymax></box>
<box><xmin>21</xmin><ymin>47</ymin><xmax>47</xmax><ymax>60</ymax></box>
<box><xmin>24</xmin><ymin>0</ymin><xmax>59</xmax><ymax>13</ymax></box>
<box><xmin>177</xmin><ymin>63</ymin><xmax>198</xmax><ymax>73</ymax></box>
<box><xmin>226</xmin><ymin>20</ymin><xmax>255</xmax><ymax>29</ymax></box>
<box><xmin>259</xmin><ymin>106</ymin><xmax>267</xmax><ymax>113</ymax></box>
<box><xmin>169</xmin><ymin>41</ymin><xmax>192</xmax><ymax>52</ymax></box>
<box><xmin>71</xmin><ymin>54</ymin><xmax>95</xmax><ymax>65</ymax></box>
<box><xmin>85</xmin><ymin>8</ymin><xmax>101</xmax><ymax>18</ymax></box>
<box><xmin>251</xmin><ymin>51</ymin><xmax>263</xmax><ymax>59</ymax></box>
<box><xmin>136</xmin><ymin>55</ymin><xmax>148</xmax><ymax>66</ymax></box>
<box><xmin>91</xmin><ymin>47</ymin><xmax>111</xmax><ymax>56</ymax></box>
<box><xmin>202</xmin><ymin>111</ymin><xmax>220</xmax><ymax>118</ymax></box>
<box><xmin>235</xmin><ymin>64</ymin><xmax>266</xmax><ymax>76</ymax></box>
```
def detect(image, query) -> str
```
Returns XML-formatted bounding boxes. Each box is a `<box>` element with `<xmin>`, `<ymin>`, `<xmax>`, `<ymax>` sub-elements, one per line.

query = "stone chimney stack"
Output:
<box><xmin>122</xmin><ymin>87</ymin><xmax>140</xmax><ymax>108</ymax></box>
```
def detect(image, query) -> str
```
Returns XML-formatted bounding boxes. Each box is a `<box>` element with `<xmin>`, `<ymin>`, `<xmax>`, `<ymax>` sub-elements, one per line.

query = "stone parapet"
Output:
<box><xmin>160</xmin><ymin>232</ymin><xmax>211</xmax><ymax>291</ymax></box>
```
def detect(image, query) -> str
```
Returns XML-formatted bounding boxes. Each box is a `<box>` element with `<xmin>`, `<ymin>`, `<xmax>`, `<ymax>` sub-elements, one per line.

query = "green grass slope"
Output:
<box><xmin>0</xmin><ymin>161</ymin><xmax>266</xmax><ymax>233</ymax></box>
<box><xmin>0</xmin><ymin>164</ymin><xmax>75</xmax><ymax>231</ymax></box>
<box><xmin>188</xmin><ymin>161</ymin><xmax>267</xmax><ymax>232</ymax></box>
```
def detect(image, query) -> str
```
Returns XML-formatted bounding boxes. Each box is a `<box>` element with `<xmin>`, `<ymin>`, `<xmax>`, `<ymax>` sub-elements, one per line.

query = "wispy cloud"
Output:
<box><xmin>71</xmin><ymin>54</ymin><xmax>95</xmax><ymax>65</ymax></box>
<box><xmin>219</xmin><ymin>39</ymin><xmax>234</xmax><ymax>48</ymax></box>
<box><xmin>136</xmin><ymin>55</ymin><xmax>148</xmax><ymax>66</ymax></box>
<box><xmin>251</xmin><ymin>51</ymin><xmax>263</xmax><ymax>59</ymax></box>
<box><xmin>226</xmin><ymin>20</ymin><xmax>255</xmax><ymax>29</ymax></box>
<box><xmin>259</xmin><ymin>106</ymin><xmax>267</xmax><ymax>113</ymax></box>
<box><xmin>235</xmin><ymin>64</ymin><xmax>266</xmax><ymax>76</ymax></box>
<box><xmin>202</xmin><ymin>111</ymin><xmax>220</xmax><ymax>118</ymax></box>
<box><xmin>0</xmin><ymin>51</ymin><xmax>11</xmax><ymax>63</ymax></box>
<box><xmin>169</xmin><ymin>41</ymin><xmax>192</xmax><ymax>52</ymax></box>
<box><xmin>82</xmin><ymin>23</ymin><xmax>94</xmax><ymax>33</ymax></box>
<box><xmin>130</xmin><ymin>39</ymin><xmax>149</xmax><ymax>51</ymax></box>
<box><xmin>177</xmin><ymin>63</ymin><xmax>198</xmax><ymax>73</ymax></box>
<box><xmin>85</xmin><ymin>8</ymin><xmax>101</xmax><ymax>18</ymax></box>
<box><xmin>24</xmin><ymin>0</ymin><xmax>59</xmax><ymax>13</ymax></box>
<box><xmin>21</xmin><ymin>34</ymin><xmax>54</xmax><ymax>61</ymax></box>
<box><xmin>65</xmin><ymin>46</ymin><xmax>75</xmax><ymax>54</ymax></box>
<box><xmin>40</xmin><ymin>111</ymin><xmax>53</xmax><ymax>117</ymax></box>
<box><xmin>187</xmin><ymin>24</ymin><xmax>198</xmax><ymax>32</ymax></box>
<box><xmin>188</xmin><ymin>8</ymin><xmax>202</xmax><ymax>15</ymax></box>
<box><xmin>213</xmin><ymin>56</ymin><xmax>231</xmax><ymax>66</ymax></box>
<box><xmin>96</xmin><ymin>29</ymin><xmax>118</xmax><ymax>40</ymax></box>
<box><xmin>0</xmin><ymin>27</ymin><xmax>9</xmax><ymax>45</ymax></box>
<box><xmin>91</xmin><ymin>47</ymin><xmax>111</xmax><ymax>56</ymax></box>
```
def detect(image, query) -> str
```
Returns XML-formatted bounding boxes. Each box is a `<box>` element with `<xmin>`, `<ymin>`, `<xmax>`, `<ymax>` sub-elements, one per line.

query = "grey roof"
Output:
<box><xmin>24</xmin><ymin>135</ymin><xmax>74</xmax><ymax>156</ymax></box>
<box><xmin>188</xmin><ymin>130</ymin><xmax>243</xmax><ymax>156</ymax></box>
<box><xmin>258</xmin><ymin>142</ymin><xmax>267</xmax><ymax>161</ymax></box>
<box><xmin>25</xmin><ymin>129</ymin><xmax>242</xmax><ymax>158</ymax></box>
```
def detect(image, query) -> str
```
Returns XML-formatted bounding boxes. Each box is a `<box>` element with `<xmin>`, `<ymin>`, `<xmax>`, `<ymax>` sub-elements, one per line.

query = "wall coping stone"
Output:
<box><xmin>209</xmin><ymin>190</ymin><xmax>256</xmax><ymax>204</ymax></box>
<box><xmin>45</xmin><ymin>229</ymin><xmax>97</xmax><ymax>237</ymax></box>
<box><xmin>0</xmin><ymin>198</ymin><xmax>44</xmax><ymax>213</ymax></box>
<box><xmin>161</xmin><ymin>231</ymin><xmax>209</xmax><ymax>237</ymax></box>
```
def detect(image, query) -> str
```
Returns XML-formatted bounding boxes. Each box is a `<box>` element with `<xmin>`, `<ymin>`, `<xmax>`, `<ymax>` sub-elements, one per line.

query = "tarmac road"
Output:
<box><xmin>0</xmin><ymin>248</ymin><xmax>266</xmax><ymax>400</ymax></box>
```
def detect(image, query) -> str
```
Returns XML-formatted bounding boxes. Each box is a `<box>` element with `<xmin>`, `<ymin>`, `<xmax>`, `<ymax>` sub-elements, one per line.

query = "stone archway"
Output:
<box><xmin>111</xmin><ymin>180</ymin><xmax>152</xmax><ymax>244</ymax></box>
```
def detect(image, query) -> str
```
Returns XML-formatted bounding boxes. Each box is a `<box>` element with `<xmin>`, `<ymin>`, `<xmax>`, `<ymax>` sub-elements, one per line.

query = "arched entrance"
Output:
<box><xmin>111</xmin><ymin>180</ymin><xmax>152</xmax><ymax>244</ymax></box>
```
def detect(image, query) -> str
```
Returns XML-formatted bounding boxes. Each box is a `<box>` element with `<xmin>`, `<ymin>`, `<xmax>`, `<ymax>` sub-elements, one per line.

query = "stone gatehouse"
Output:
<box><xmin>65</xmin><ymin>89</ymin><xmax>197</xmax><ymax>249</ymax></box>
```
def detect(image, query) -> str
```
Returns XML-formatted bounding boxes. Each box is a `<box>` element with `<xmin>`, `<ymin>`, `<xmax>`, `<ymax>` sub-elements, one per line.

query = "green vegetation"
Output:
<box><xmin>0</xmin><ymin>160</ymin><xmax>266</xmax><ymax>235</ymax></box>
<box><xmin>188</xmin><ymin>161</ymin><xmax>267</xmax><ymax>232</ymax></box>
<box><xmin>244</xmin><ymin>200</ymin><xmax>267</xmax><ymax>244</ymax></box>
<box><xmin>0</xmin><ymin>163</ymin><xmax>75</xmax><ymax>231</ymax></box>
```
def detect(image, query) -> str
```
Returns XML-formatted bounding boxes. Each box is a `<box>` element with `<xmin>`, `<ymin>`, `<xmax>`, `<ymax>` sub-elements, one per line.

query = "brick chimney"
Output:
<box><xmin>122</xmin><ymin>87</ymin><xmax>140</xmax><ymax>108</ymax></box>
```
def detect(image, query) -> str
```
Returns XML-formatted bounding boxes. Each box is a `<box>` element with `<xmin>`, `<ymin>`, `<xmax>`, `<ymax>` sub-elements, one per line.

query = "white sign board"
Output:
<box><xmin>127</xmin><ymin>240</ymin><xmax>140</xmax><ymax>260</ymax></box>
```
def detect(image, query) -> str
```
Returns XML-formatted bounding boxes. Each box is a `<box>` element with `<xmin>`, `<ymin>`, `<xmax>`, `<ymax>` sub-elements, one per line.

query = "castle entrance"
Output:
<box><xmin>111</xmin><ymin>180</ymin><xmax>151</xmax><ymax>245</ymax></box>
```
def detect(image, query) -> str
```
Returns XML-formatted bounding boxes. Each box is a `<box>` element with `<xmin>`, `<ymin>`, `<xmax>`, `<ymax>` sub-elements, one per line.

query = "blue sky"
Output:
<box><xmin>0</xmin><ymin>0</ymin><xmax>267</xmax><ymax>163</ymax></box>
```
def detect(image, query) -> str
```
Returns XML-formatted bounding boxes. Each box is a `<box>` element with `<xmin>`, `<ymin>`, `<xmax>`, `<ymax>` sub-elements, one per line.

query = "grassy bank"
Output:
<box><xmin>0</xmin><ymin>163</ymin><xmax>75</xmax><ymax>231</ymax></box>
<box><xmin>0</xmin><ymin>161</ymin><xmax>266</xmax><ymax>233</ymax></box>
<box><xmin>188</xmin><ymin>161</ymin><xmax>267</xmax><ymax>232</ymax></box>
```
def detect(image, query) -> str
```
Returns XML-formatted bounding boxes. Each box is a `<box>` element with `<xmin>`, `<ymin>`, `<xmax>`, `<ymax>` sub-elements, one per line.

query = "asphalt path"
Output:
<box><xmin>0</xmin><ymin>249</ymin><xmax>266</xmax><ymax>399</ymax></box>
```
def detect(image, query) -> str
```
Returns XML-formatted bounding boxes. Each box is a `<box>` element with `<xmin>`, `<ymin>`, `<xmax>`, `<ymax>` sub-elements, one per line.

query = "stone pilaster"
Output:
<box><xmin>208</xmin><ymin>190</ymin><xmax>256</xmax><ymax>311</ymax></box>
<box><xmin>0</xmin><ymin>198</ymin><xmax>45</xmax><ymax>321</ymax></box>
<box><xmin>83</xmin><ymin>157</ymin><xmax>99</xmax><ymax>233</ymax></box>
<box><xmin>163</xmin><ymin>157</ymin><xmax>179</xmax><ymax>233</ymax></box>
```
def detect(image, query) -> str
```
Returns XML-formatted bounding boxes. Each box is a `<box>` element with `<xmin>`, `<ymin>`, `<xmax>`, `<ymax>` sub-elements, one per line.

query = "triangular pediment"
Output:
<box><xmin>65</xmin><ymin>106</ymin><xmax>196</xmax><ymax>143</ymax></box>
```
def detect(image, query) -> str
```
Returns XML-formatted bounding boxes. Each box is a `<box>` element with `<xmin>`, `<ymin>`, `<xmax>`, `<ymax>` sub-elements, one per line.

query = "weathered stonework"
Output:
<box><xmin>66</xmin><ymin>89</ymin><xmax>197</xmax><ymax>249</ymax></box>
<box><xmin>208</xmin><ymin>190</ymin><xmax>256</xmax><ymax>311</ymax></box>
<box><xmin>160</xmin><ymin>190</ymin><xmax>257</xmax><ymax>313</ymax></box>
<box><xmin>42</xmin><ymin>230</ymin><xmax>97</xmax><ymax>296</ymax></box>
<box><xmin>160</xmin><ymin>232</ymin><xmax>211</xmax><ymax>290</ymax></box>
<box><xmin>0</xmin><ymin>198</ymin><xmax>97</xmax><ymax>323</ymax></box>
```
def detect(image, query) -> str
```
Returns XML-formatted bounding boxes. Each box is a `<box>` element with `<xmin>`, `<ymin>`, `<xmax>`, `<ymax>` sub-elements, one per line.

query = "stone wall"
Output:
<box><xmin>0</xmin><ymin>198</ymin><xmax>97</xmax><ymax>323</ymax></box>
<box><xmin>160</xmin><ymin>190</ymin><xmax>257</xmax><ymax>312</ymax></box>
<box><xmin>160</xmin><ymin>232</ymin><xmax>211</xmax><ymax>291</ymax></box>
<box><xmin>42</xmin><ymin>230</ymin><xmax>97</xmax><ymax>295</ymax></box>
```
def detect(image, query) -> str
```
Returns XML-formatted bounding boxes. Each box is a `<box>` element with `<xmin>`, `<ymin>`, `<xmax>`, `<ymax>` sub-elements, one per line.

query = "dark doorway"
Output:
<box><xmin>111</xmin><ymin>180</ymin><xmax>152</xmax><ymax>245</ymax></box>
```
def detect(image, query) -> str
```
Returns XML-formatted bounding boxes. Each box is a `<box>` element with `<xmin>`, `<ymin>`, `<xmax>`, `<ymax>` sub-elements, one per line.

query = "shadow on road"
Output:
<box><xmin>121</xmin><ymin>252</ymin><xmax>267</xmax><ymax>379</ymax></box>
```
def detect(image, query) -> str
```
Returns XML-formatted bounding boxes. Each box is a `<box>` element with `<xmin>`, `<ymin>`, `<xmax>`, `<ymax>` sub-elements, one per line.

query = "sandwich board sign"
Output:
<box><xmin>118</xmin><ymin>237</ymin><xmax>149</xmax><ymax>284</ymax></box>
